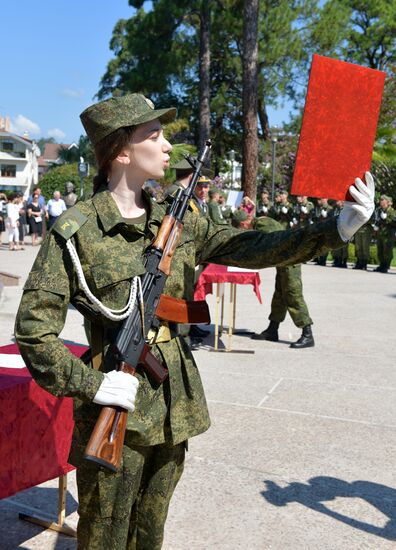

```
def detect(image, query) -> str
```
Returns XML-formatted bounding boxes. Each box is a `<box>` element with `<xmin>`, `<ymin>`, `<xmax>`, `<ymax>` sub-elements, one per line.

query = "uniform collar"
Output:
<box><xmin>92</xmin><ymin>186</ymin><xmax>165</xmax><ymax>235</ymax></box>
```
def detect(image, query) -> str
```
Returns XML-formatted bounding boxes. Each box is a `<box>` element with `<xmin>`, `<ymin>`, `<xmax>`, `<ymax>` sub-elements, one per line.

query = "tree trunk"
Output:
<box><xmin>241</xmin><ymin>0</ymin><xmax>259</xmax><ymax>199</ymax></box>
<box><xmin>258</xmin><ymin>97</ymin><xmax>270</xmax><ymax>141</ymax></box>
<box><xmin>199</xmin><ymin>2</ymin><xmax>211</xmax><ymax>163</ymax></box>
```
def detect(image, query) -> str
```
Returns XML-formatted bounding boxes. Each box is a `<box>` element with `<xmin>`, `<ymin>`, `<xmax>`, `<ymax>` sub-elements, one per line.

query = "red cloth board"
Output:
<box><xmin>194</xmin><ymin>264</ymin><xmax>262</xmax><ymax>304</ymax></box>
<box><xmin>0</xmin><ymin>343</ymin><xmax>87</xmax><ymax>499</ymax></box>
<box><xmin>291</xmin><ymin>54</ymin><xmax>385</xmax><ymax>201</ymax></box>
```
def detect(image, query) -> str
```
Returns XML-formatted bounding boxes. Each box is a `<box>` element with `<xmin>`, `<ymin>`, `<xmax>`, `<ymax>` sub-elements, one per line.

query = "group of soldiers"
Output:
<box><xmin>243</xmin><ymin>187</ymin><xmax>396</xmax><ymax>274</ymax></box>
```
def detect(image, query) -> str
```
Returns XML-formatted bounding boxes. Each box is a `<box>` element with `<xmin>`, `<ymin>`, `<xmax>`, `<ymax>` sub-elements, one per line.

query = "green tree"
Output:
<box><xmin>39</xmin><ymin>163</ymin><xmax>92</xmax><ymax>201</ymax></box>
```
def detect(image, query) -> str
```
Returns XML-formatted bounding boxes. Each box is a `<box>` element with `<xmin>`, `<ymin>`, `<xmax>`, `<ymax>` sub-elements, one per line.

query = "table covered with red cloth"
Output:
<box><xmin>0</xmin><ymin>343</ymin><xmax>87</xmax><ymax>499</ymax></box>
<box><xmin>194</xmin><ymin>263</ymin><xmax>262</xmax><ymax>303</ymax></box>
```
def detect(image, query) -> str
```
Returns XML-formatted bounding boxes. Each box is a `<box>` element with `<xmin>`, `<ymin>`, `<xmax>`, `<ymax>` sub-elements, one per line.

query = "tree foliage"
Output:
<box><xmin>39</xmin><ymin>163</ymin><xmax>92</xmax><ymax>201</ymax></box>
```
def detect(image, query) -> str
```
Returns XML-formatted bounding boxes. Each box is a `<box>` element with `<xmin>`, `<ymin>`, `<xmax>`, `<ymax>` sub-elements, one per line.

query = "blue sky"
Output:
<box><xmin>1</xmin><ymin>0</ymin><xmax>292</xmax><ymax>144</ymax></box>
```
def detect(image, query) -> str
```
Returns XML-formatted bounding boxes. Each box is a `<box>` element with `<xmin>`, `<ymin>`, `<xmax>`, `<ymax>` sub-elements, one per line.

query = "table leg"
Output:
<box><xmin>214</xmin><ymin>283</ymin><xmax>220</xmax><ymax>351</ymax></box>
<box><xmin>227</xmin><ymin>283</ymin><xmax>235</xmax><ymax>351</ymax></box>
<box><xmin>19</xmin><ymin>474</ymin><xmax>77</xmax><ymax>538</ymax></box>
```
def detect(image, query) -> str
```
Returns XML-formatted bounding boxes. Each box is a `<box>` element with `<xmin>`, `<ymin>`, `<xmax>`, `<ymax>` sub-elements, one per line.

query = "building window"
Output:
<box><xmin>1</xmin><ymin>164</ymin><xmax>16</xmax><ymax>177</ymax></box>
<box><xmin>1</xmin><ymin>141</ymin><xmax>14</xmax><ymax>152</ymax></box>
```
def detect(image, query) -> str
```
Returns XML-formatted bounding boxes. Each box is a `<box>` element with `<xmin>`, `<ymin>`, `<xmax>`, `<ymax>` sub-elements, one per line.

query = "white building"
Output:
<box><xmin>0</xmin><ymin>129</ymin><xmax>40</xmax><ymax>197</ymax></box>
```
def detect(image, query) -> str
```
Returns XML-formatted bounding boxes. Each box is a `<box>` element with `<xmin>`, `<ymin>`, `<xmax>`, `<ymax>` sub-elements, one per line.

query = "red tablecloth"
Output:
<box><xmin>194</xmin><ymin>264</ymin><xmax>262</xmax><ymax>303</ymax></box>
<box><xmin>0</xmin><ymin>343</ymin><xmax>87</xmax><ymax>499</ymax></box>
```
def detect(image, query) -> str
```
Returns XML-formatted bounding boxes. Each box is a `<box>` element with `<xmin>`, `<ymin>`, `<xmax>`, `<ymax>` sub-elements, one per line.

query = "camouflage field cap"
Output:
<box><xmin>80</xmin><ymin>93</ymin><xmax>177</xmax><ymax>146</ymax></box>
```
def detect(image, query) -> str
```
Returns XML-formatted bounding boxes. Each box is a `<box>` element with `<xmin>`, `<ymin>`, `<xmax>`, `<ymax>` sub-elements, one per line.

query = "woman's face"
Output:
<box><xmin>127</xmin><ymin>119</ymin><xmax>172</xmax><ymax>180</ymax></box>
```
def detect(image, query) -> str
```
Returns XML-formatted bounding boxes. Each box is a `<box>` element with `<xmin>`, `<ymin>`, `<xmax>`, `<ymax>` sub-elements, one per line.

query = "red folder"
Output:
<box><xmin>291</xmin><ymin>54</ymin><xmax>386</xmax><ymax>201</ymax></box>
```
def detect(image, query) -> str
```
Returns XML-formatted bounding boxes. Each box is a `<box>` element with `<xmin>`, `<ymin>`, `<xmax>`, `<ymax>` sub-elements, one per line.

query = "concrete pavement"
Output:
<box><xmin>0</xmin><ymin>241</ymin><xmax>395</xmax><ymax>549</ymax></box>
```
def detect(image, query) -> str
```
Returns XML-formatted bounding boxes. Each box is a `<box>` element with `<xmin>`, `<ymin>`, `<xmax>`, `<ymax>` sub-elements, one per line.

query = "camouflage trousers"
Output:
<box><xmin>76</xmin><ymin>437</ymin><xmax>185</xmax><ymax>550</ymax></box>
<box><xmin>354</xmin><ymin>228</ymin><xmax>371</xmax><ymax>262</ymax></box>
<box><xmin>269</xmin><ymin>265</ymin><xmax>313</xmax><ymax>328</ymax></box>
<box><xmin>377</xmin><ymin>236</ymin><xmax>394</xmax><ymax>268</ymax></box>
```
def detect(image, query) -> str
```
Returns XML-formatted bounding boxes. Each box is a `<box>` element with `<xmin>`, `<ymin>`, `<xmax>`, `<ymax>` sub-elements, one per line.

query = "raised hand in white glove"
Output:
<box><xmin>301</xmin><ymin>205</ymin><xmax>307</xmax><ymax>214</ymax></box>
<box><xmin>281</xmin><ymin>206</ymin><xmax>288</xmax><ymax>214</ymax></box>
<box><xmin>321</xmin><ymin>209</ymin><xmax>328</xmax><ymax>218</ymax></box>
<box><xmin>93</xmin><ymin>370</ymin><xmax>139</xmax><ymax>412</ymax></box>
<box><xmin>380</xmin><ymin>211</ymin><xmax>387</xmax><ymax>220</ymax></box>
<box><xmin>337</xmin><ymin>171</ymin><xmax>375</xmax><ymax>242</ymax></box>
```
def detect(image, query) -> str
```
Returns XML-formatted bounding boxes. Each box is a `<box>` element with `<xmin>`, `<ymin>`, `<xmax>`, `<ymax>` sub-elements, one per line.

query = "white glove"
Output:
<box><xmin>373</xmin><ymin>224</ymin><xmax>379</xmax><ymax>231</ymax></box>
<box><xmin>292</xmin><ymin>217</ymin><xmax>298</xmax><ymax>225</ymax></box>
<box><xmin>380</xmin><ymin>211</ymin><xmax>387</xmax><ymax>220</ymax></box>
<box><xmin>93</xmin><ymin>370</ymin><xmax>139</xmax><ymax>412</ymax></box>
<box><xmin>301</xmin><ymin>206</ymin><xmax>307</xmax><ymax>214</ymax></box>
<box><xmin>262</xmin><ymin>206</ymin><xmax>268</xmax><ymax>213</ymax></box>
<box><xmin>321</xmin><ymin>209</ymin><xmax>328</xmax><ymax>218</ymax></box>
<box><xmin>289</xmin><ymin>221</ymin><xmax>294</xmax><ymax>227</ymax></box>
<box><xmin>337</xmin><ymin>172</ymin><xmax>375</xmax><ymax>242</ymax></box>
<box><xmin>281</xmin><ymin>206</ymin><xmax>288</xmax><ymax>214</ymax></box>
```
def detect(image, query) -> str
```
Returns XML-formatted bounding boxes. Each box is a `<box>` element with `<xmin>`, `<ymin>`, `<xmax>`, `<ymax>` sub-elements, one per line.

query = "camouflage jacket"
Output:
<box><xmin>15</xmin><ymin>188</ymin><xmax>343</xmax><ymax>463</ymax></box>
<box><xmin>374</xmin><ymin>206</ymin><xmax>396</xmax><ymax>237</ymax></box>
<box><xmin>208</xmin><ymin>200</ymin><xmax>228</xmax><ymax>225</ymax></box>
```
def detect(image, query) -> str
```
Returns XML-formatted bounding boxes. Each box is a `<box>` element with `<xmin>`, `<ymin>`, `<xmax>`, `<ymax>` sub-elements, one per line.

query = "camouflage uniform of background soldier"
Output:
<box><xmin>313</xmin><ymin>199</ymin><xmax>334</xmax><ymax>265</ymax></box>
<box><xmin>269</xmin><ymin>189</ymin><xmax>294</xmax><ymax>229</ymax></box>
<box><xmin>292</xmin><ymin>196</ymin><xmax>314</xmax><ymax>229</ymax></box>
<box><xmin>208</xmin><ymin>188</ymin><xmax>228</xmax><ymax>225</ymax></box>
<box><xmin>373</xmin><ymin>194</ymin><xmax>396</xmax><ymax>273</ymax></box>
<box><xmin>250</xmin><ymin>216</ymin><xmax>314</xmax><ymax>348</ymax></box>
<box><xmin>352</xmin><ymin>219</ymin><xmax>373</xmax><ymax>270</ymax></box>
<box><xmin>332</xmin><ymin>201</ymin><xmax>349</xmax><ymax>268</ymax></box>
<box><xmin>14</xmin><ymin>93</ymin><xmax>349</xmax><ymax>550</ymax></box>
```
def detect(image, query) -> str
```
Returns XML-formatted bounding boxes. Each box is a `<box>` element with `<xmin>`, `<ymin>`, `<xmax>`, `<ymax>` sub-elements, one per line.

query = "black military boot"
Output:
<box><xmin>251</xmin><ymin>321</ymin><xmax>279</xmax><ymax>341</ymax></box>
<box><xmin>353</xmin><ymin>260</ymin><xmax>362</xmax><ymax>270</ymax></box>
<box><xmin>290</xmin><ymin>325</ymin><xmax>315</xmax><ymax>348</ymax></box>
<box><xmin>361</xmin><ymin>261</ymin><xmax>367</xmax><ymax>270</ymax></box>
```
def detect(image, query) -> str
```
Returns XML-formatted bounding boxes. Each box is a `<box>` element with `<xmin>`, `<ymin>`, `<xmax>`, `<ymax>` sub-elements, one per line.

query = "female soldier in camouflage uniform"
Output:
<box><xmin>15</xmin><ymin>93</ymin><xmax>375</xmax><ymax>550</ymax></box>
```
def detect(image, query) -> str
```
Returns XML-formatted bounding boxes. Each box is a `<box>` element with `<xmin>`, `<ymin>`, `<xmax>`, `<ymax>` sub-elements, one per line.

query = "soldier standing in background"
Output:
<box><xmin>256</xmin><ymin>189</ymin><xmax>272</xmax><ymax>217</ymax></box>
<box><xmin>314</xmin><ymin>198</ymin><xmax>334</xmax><ymax>265</ymax></box>
<box><xmin>208</xmin><ymin>188</ymin><xmax>228</xmax><ymax>225</ymax></box>
<box><xmin>251</xmin><ymin>216</ymin><xmax>315</xmax><ymax>348</ymax></box>
<box><xmin>269</xmin><ymin>188</ymin><xmax>294</xmax><ymax>228</ymax></box>
<box><xmin>332</xmin><ymin>200</ymin><xmax>349</xmax><ymax>268</ymax></box>
<box><xmin>353</xmin><ymin>219</ymin><xmax>373</xmax><ymax>270</ymax></box>
<box><xmin>292</xmin><ymin>195</ymin><xmax>314</xmax><ymax>229</ymax></box>
<box><xmin>373</xmin><ymin>194</ymin><xmax>396</xmax><ymax>273</ymax></box>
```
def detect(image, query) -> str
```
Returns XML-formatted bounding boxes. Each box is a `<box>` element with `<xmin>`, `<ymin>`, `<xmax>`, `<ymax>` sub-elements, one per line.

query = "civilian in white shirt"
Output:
<box><xmin>47</xmin><ymin>190</ymin><xmax>67</xmax><ymax>228</ymax></box>
<box><xmin>6</xmin><ymin>196</ymin><xmax>21</xmax><ymax>250</ymax></box>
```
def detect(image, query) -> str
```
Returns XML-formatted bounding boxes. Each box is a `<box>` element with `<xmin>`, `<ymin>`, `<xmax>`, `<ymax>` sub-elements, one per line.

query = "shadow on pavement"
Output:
<box><xmin>261</xmin><ymin>476</ymin><xmax>396</xmax><ymax>541</ymax></box>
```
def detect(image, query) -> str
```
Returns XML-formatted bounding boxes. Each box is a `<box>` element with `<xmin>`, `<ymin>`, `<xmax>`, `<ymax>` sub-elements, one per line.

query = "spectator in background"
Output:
<box><xmin>27</xmin><ymin>186</ymin><xmax>46</xmax><ymax>209</ymax></box>
<box><xmin>5</xmin><ymin>195</ymin><xmax>21</xmax><ymax>250</ymax></box>
<box><xmin>240</xmin><ymin>195</ymin><xmax>255</xmax><ymax>218</ymax></box>
<box><xmin>28</xmin><ymin>193</ymin><xmax>44</xmax><ymax>246</ymax></box>
<box><xmin>16</xmin><ymin>194</ymin><xmax>27</xmax><ymax>249</ymax></box>
<box><xmin>47</xmin><ymin>190</ymin><xmax>67</xmax><ymax>228</ymax></box>
<box><xmin>0</xmin><ymin>192</ymin><xmax>7</xmax><ymax>246</ymax></box>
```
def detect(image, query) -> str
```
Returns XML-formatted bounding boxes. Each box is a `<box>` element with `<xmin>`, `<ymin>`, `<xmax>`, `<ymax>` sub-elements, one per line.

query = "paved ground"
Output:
<box><xmin>0</xmin><ymin>240</ymin><xmax>395</xmax><ymax>549</ymax></box>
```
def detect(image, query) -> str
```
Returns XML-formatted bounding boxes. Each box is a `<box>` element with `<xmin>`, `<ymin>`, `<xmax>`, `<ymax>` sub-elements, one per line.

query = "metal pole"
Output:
<box><xmin>271</xmin><ymin>138</ymin><xmax>277</xmax><ymax>203</ymax></box>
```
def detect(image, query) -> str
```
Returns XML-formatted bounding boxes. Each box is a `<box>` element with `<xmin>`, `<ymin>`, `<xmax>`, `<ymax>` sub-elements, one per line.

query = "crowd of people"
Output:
<box><xmin>0</xmin><ymin>184</ymin><xmax>76</xmax><ymax>250</ymax></box>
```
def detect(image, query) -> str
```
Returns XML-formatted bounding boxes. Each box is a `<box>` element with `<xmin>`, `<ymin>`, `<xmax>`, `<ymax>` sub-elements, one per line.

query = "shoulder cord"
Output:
<box><xmin>66</xmin><ymin>239</ymin><xmax>144</xmax><ymax>322</ymax></box>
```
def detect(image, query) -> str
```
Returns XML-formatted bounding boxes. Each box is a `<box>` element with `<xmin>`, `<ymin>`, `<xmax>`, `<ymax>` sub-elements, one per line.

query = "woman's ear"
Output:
<box><xmin>114</xmin><ymin>146</ymin><xmax>132</xmax><ymax>166</ymax></box>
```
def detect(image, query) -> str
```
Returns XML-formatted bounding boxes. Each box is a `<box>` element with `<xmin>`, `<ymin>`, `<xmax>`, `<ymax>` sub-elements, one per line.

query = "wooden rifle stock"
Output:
<box><xmin>84</xmin><ymin>348</ymin><xmax>167</xmax><ymax>471</ymax></box>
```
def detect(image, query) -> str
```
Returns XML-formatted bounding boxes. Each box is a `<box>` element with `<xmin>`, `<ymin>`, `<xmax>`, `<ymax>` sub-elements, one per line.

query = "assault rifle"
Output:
<box><xmin>84</xmin><ymin>140</ymin><xmax>212</xmax><ymax>471</ymax></box>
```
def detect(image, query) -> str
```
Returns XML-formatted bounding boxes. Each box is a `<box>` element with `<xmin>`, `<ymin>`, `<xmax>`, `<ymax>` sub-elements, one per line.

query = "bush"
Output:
<box><xmin>38</xmin><ymin>163</ymin><xmax>93</xmax><ymax>201</ymax></box>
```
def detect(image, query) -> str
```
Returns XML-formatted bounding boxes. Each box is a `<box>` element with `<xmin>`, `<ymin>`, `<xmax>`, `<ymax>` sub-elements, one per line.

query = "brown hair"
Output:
<box><xmin>92</xmin><ymin>126</ymin><xmax>135</xmax><ymax>194</ymax></box>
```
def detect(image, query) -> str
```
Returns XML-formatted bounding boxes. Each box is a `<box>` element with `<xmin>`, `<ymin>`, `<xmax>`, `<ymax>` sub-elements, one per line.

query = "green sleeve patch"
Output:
<box><xmin>52</xmin><ymin>206</ymin><xmax>89</xmax><ymax>240</ymax></box>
